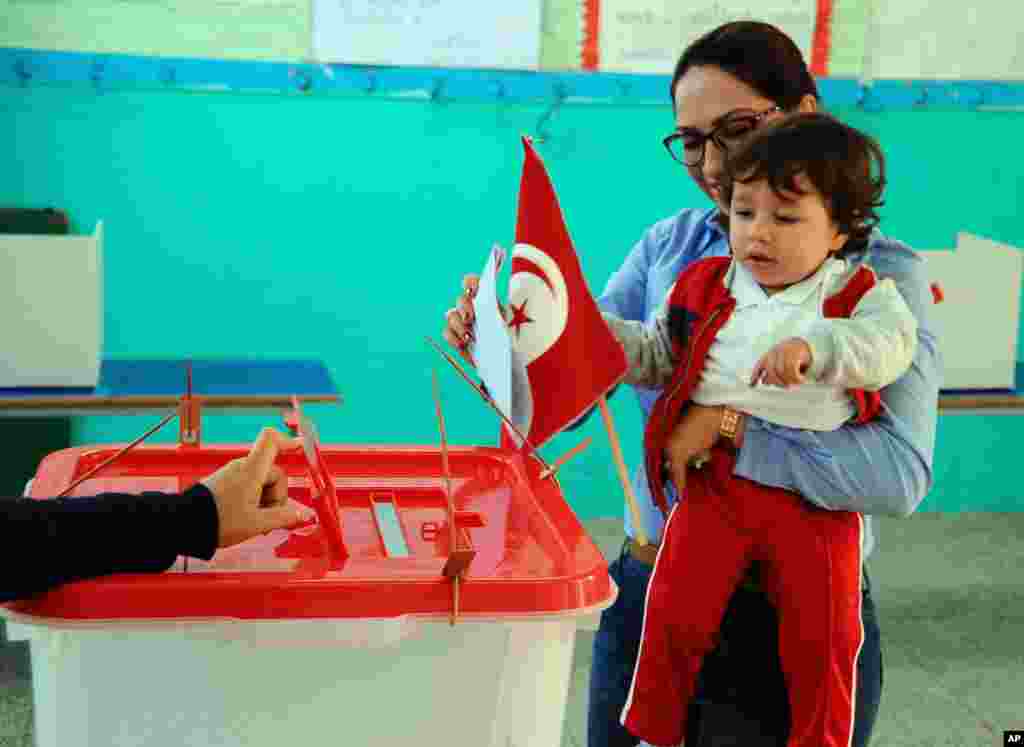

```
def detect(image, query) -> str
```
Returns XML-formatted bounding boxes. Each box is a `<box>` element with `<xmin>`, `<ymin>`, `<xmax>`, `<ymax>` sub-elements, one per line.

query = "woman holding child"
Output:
<box><xmin>443</xmin><ymin>21</ymin><xmax>939</xmax><ymax>747</ymax></box>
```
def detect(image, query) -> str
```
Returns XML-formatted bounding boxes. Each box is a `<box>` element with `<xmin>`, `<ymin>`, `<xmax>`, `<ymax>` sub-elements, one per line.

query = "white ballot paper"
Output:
<box><xmin>468</xmin><ymin>244</ymin><xmax>514</xmax><ymax>419</ymax></box>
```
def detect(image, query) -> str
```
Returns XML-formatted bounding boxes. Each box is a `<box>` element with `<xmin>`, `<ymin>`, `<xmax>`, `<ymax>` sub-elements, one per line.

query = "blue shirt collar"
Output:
<box><xmin>704</xmin><ymin>207</ymin><xmax>727</xmax><ymax>239</ymax></box>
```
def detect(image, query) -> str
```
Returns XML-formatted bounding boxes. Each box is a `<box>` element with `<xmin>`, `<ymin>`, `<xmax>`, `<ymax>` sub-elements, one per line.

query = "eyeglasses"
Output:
<box><xmin>663</xmin><ymin>105</ymin><xmax>783</xmax><ymax>167</ymax></box>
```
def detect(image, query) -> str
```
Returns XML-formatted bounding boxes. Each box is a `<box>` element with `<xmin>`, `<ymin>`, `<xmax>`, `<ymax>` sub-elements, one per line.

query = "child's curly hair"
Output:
<box><xmin>719</xmin><ymin>112</ymin><xmax>886</xmax><ymax>256</ymax></box>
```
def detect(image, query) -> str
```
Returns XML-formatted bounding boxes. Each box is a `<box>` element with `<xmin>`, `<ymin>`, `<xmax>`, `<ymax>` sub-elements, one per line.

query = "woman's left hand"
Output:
<box><xmin>664</xmin><ymin>404</ymin><xmax>724</xmax><ymax>491</ymax></box>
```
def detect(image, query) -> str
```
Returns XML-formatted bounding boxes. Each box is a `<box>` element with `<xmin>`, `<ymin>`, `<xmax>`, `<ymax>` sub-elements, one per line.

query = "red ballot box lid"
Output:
<box><xmin>6</xmin><ymin>444</ymin><xmax>614</xmax><ymax>623</ymax></box>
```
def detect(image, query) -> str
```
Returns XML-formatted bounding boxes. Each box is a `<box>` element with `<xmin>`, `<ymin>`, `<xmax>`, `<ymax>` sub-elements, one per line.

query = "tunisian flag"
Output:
<box><xmin>502</xmin><ymin>137</ymin><xmax>628</xmax><ymax>450</ymax></box>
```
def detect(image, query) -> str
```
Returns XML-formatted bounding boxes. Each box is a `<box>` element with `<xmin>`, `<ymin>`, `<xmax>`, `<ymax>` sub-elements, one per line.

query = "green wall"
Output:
<box><xmin>4</xmin><ymin>83</ymin><xmax>1024</xmax><ymax>515</ymax></box>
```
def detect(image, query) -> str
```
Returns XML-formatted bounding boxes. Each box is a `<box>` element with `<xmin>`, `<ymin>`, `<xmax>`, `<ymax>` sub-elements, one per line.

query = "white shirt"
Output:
<box><xmin>693</xmin><ymin>258</ymin><xmax>855</xmax><ymax>429</ymax></box>
<box><xmin>604</xmin><ymin>257</ymin><xmax>918</xmax><ymax>432</ymax></box>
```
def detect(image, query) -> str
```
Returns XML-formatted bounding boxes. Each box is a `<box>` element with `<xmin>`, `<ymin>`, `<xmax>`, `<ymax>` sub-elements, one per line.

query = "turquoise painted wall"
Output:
<box><xmin>4</xmin><ymin>83</ymin><xmax>1024</xmax><ymax>516</ymax></box>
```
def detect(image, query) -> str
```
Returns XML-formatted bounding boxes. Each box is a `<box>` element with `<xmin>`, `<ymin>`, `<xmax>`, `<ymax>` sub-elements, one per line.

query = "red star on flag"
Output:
<box><xmin>507</xmin><ymin>300</ymin><xmax>533</xmax><ymax>338</ymax></box>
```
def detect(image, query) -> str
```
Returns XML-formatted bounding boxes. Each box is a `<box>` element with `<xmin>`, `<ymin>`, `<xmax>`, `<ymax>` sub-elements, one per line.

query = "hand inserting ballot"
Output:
<box><xmin>202</xmin><ymin>427</ymin><xmax>314</xmax><ymax>548</ymax></box>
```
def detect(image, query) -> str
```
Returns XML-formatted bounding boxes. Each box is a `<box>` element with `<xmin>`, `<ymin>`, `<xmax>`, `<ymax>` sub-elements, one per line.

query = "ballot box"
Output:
<box><xmin>3</xmin><ymin>442</ymin><xmax>616</xmax><ymax>747</ymax></box>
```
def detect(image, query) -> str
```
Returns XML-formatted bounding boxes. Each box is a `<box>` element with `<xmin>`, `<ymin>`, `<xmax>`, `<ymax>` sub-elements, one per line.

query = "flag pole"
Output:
<box><xmin>598</xmin><ymin>396</ymin><xmax>649</xmax><ymax>547</ymax></box>
<box><xmin>425</xmin><ymin>336</ymin><xmax>551</xmax><ymax>472</ymax></box>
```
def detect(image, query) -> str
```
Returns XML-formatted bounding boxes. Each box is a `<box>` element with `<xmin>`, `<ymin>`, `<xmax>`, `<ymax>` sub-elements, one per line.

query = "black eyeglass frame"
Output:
<box><xmin>663</xmin><ymin>105</ymin><xmax>784</xmax><ymax>167</ymax></box>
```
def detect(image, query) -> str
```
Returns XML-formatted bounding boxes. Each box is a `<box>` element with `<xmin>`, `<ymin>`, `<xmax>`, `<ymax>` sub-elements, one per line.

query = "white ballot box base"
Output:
<box><xmin>5</xmin><ymin>613</ymin><xmax>596</xmax><ymax>747</ymax></box>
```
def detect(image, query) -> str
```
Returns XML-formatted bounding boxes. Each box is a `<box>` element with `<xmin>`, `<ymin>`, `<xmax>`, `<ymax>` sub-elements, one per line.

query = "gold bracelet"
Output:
<box><xmin>720</xmin><ymin>407</ymin><xmax>741</xmax><ymax>446</ymax></box>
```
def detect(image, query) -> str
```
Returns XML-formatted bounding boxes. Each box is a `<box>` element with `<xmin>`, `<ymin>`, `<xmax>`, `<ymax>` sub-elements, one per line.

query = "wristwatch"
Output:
<box><xmin>720</xmin><ymin>407</ymin><xmax>742</xmax><ymax>447</ymax></box>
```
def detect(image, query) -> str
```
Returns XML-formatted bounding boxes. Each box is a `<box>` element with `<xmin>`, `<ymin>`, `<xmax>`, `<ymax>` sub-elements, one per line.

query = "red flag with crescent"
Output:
<box><xmin>503</xmin><ymin>137</ymin><xmax>628</xmax><ymax>450</ymax></box>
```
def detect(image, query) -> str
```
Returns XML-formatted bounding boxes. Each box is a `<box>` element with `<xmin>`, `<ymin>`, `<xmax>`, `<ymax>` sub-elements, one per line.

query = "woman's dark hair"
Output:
<box><xmin>670</xmin><ymin>21</ymin><xmax>819</xmax><ymax>109</ymax></box>
<box><xmin>719</xmin><ymin>112</ymin><xmax>886</xmax><ymax>254</ymax></box>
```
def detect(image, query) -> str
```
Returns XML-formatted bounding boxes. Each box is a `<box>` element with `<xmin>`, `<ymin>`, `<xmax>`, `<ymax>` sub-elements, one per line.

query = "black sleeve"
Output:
<box><xmin>0</xmin><ymin>483</ymin><xmax>219</xmax><ymax>603</ymax></box>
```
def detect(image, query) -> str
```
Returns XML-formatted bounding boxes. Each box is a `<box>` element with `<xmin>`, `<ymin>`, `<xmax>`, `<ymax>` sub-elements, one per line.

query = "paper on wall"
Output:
<box><xmin>313</xmin><ymin>1</ymin><xmax>542</xmax><ymax>70</ymax></box>
<box><xmin>596</xmin><ymin>0</ymin><xmax>816</xmax><ymax>75</ymax></box>
<box><xmin>828</xmin><ymin>0</ymin><xmax>872</xmax><ymax>78</ymax></box>
<box><xmin>866</xmin><ymin>0</ymin><xmax>1024</xmax><ymax>80</ymax></box>
<box><xmin>0</xmin><ymin>0</ymin><xmax>311</xmax><ymax>61</ymax></box>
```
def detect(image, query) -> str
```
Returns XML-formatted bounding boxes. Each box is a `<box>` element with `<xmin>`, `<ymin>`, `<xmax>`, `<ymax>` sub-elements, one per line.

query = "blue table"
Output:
<box><xmin>0</xmin><ymin>358</ymin><xmax>339</xmax><ymax>416</ymax></box>
<box><xmin>0</xmin><ymin>357</ymin><xmax>338</xmax><ymax>497</ymax></box>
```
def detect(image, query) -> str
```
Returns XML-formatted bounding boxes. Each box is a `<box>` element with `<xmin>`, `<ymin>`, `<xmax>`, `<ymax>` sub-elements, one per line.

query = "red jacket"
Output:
<box><xmin>643</xmin><ymin>257</ymin><xmax>884</xmax><ymax>518</ymax></box>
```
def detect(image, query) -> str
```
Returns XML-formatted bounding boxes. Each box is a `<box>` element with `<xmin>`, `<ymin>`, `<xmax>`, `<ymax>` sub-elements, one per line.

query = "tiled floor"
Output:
<box><xmin>562</xmin><ymin>515</ymin><xmax>1024</xmax><ymax>747</ymax></box>
<box><xmin>2</xmin><ymin>514</ymin><xmax>1022</xmax><ymax>747</ymax></box>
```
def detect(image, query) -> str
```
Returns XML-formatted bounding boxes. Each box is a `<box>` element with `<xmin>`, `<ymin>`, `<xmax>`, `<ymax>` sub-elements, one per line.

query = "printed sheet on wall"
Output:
<box><xmin>0</xmin><ymin>0</ymin><xmax>312</xmax><ymax>61</ymax></box>
<box><xmin>312</xmin><ymin>1</ymin><xmax>543</xmax><ymax>70</ymax></box>
<box><xmin>593</xmin><ymin>0</ymin><xmax>818</xmax><ymax>75</ymax></box>
<box><xmin>865</xmin><ymin>0</ymin><xmax>1024</xmax><ymax>79</ymax></box>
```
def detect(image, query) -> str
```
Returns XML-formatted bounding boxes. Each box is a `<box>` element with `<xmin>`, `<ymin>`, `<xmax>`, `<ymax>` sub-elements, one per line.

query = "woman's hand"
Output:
<box><xmin>201</xmin><ymin>428</ymin><xmax>313</xmax><ymax>549</ymax></box>
<box><xmin>664</xmin><ymin>404</ymin><xmax>722</xmax><ymax>491</ymax></box>
<box><xmin>442</xmin><ymin>274</ymin><xmax>480</xmax><ymax>366</ymax></box>
<box><xmin>663</xmin><ymin>404</ymin><xmax>746</xmax><ymax>492</ymax></box>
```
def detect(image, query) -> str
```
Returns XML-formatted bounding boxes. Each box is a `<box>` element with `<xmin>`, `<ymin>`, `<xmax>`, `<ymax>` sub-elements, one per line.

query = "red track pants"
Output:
<box><xmin>621</xmin><ymin>446</ymin><xmax>864</xmax><ymax>747</ymax></box>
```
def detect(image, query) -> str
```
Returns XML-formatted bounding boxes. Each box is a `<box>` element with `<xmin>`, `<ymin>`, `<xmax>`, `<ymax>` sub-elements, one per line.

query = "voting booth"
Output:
<box><xmin>2</xmin><ymin>441</ymin><xmax>616</xmax><ymax>747</ymax></box>
<box><xmin>920</xmin><ymin>233</ymin><xmax>1023</xmax><ymax>390</ymax></box>
<box><xmin>0</xmin><ymin>221</ymin><xmax>103</xmax><ymax>388</ymax></box>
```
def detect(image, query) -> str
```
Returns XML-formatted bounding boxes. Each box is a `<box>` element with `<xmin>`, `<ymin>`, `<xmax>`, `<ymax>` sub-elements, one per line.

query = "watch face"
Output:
<box><xmin>721</xmin><ymin>410</ymin><xmax>739</xmax><ymax>438</ymax></box>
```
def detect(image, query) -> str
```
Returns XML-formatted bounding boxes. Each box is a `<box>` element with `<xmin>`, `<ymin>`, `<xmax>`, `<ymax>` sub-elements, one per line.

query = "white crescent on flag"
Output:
<box><xmin>507</xmin><ymin>242</ymin><xmax>569</xmax><ymax>362</ymax></box>
<box><xmin>506</xmin><ymin>242</ymin><xmax>569</xmax><ymax>446</ymax></box>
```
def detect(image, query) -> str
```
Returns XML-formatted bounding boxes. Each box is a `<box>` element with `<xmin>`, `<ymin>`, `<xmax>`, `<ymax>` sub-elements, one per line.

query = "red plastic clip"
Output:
<box><xmin>931</xmin><ymin>282</ymin><xmax>945</xmax><ymax>304</ymax></box>
<box><xmin>442</xmin><ymin>528</ymin><xmax>477</xmax><ymax>579</ymax></box>
<box><xmin>421</xmin><ymin>512</ymin><xmax>483</xmax><ymax>549</ymax></box>
<box><xmin>283</xmin><ymin>403</ymin><xmax>300</xmax><ymax>436</ymax></box>
<box><xmin>292</xmin><ymin>396</ymin><xmax>348</xmax><ymax>563</ymax></box>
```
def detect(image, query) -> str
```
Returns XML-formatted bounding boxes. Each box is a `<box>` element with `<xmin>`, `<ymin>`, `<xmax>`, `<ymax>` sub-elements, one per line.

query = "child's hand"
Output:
<box><xmin>750</xmin><ymin>337</ymin><xmax>813</xmax><ymax>388</ymax></box>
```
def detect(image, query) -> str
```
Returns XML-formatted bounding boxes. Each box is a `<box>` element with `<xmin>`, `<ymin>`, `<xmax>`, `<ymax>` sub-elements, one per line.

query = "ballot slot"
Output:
<box><xmin>370</xmin><ymin>492</ymin><xmax>411</xmax><ymax>558</ymax></box>
<box><xmin>287</xmin><ymin>478</ymin><xmax>489</xmax><ymax>560</ymax></box>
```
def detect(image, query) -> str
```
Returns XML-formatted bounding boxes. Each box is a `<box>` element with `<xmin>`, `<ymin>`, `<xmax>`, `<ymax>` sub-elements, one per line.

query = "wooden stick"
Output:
<box><xmin>432</xmin><ymin>370</ymin><xmax>460</xmax><ymax>626</ymax></box>
<box><xmin>424</xmin><ymin>336</ymin><xmax>551</xmax><ymax>472</ymax></box>
<box><xmin>432</xmin><ymin>372</ymin><xmax>457</xmax><ymax>559</ymax></box>
<box><xmin>57</xmin><ymin>411</ymin><xmax>177</xmax><ymax>498</ymax></box>
<box><xmin>452</xmin><ymin>576</ymin><xmax>460</xmax><ymax>628</ymax></box>
<box><xmin>539</xmin><ymin>437</ymin><xmax>592</xmax><ymax>480</ymax></box>
<box><xmin>598</xmin><ymin>396</ymin><xmax>648</xmax><ymax>546</ymax></box>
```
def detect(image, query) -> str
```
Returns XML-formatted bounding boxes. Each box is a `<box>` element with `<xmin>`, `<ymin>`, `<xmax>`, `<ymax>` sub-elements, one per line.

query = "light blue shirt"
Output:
<box><xmin>596</xmin><ymin>207</ymin><xmax>941</xmax><ymax>559</ymax></box>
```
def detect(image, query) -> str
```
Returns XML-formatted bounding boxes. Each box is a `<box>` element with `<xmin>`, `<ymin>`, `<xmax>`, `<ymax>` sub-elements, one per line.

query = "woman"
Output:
<box><xmin>443</xmin><ymin>22</ymin><xmax>939</xmax><ymax>747</ymax></box>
